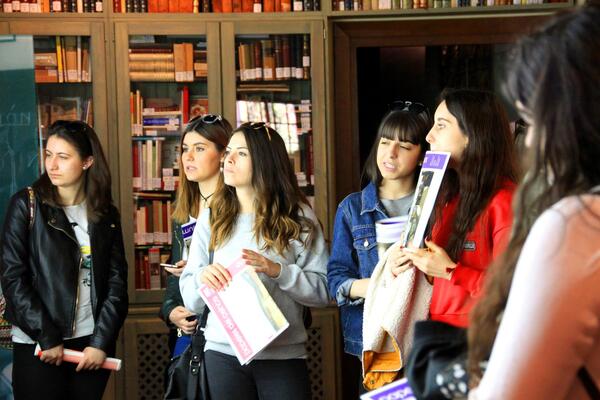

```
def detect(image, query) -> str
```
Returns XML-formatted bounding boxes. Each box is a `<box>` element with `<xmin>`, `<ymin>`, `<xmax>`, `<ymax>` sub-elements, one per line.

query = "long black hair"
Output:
<box><xmin>434</xmin><ymin>88</ymin><xmax>518</xmax><ymax>261</ymax></box>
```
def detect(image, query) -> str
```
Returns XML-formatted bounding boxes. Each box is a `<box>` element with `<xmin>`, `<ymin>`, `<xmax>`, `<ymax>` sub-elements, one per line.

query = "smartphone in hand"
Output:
<box><xmin>161</xmin><ymin>263</ymin><xmax>181</xmax><ymax>269</ymax></box>
<box><xmin>185</xmin><ymin>315</ymin><xmax>198</xmax><ymax>322</ymax></box>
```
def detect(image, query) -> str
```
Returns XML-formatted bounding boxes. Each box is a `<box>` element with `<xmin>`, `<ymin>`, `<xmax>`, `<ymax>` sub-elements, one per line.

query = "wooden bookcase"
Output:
<box><xmin>0</xmin><ymin>2</ymin><xmax>574</xmax><ymax>398</ymax></box>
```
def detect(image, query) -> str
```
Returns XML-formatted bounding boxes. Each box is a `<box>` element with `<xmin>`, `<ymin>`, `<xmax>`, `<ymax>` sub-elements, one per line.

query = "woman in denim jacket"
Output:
<box><xmin>327</xmin><ymin>102</ymin><xmax>429</xmax><ymax>389</ymax></box>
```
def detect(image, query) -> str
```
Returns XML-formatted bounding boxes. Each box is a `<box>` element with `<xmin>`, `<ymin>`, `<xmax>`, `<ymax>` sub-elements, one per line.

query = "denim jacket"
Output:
<box><xmin>327</xmin><ymin>182</ymin><xmax>389</xmax><ymax>356</ymax></box>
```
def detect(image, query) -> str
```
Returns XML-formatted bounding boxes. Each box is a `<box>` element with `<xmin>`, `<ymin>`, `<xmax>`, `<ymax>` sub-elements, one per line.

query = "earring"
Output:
<box><xmin>83</xmin><ymin>166</ymin><xmax>87</xmax><ymax>170</ymax></box>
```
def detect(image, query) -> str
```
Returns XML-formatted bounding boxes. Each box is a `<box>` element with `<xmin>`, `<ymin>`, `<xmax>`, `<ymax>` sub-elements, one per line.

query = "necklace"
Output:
<box><xmin>199</xmin><ymin>190</ymin><xmax>214</xmax><ymax>205</ymax></box>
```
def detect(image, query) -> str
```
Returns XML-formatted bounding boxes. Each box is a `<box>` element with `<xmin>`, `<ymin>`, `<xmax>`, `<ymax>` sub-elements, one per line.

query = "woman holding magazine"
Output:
<box><xmin>0</xmin><ymin>120</ymin><xmax>128</xmax><ymax>400</ymax></box>
<box><xmin>179</xmin><ymin>122</ymin><xmax>330</xmax><ymax>400</ymax></box>
<box><xmin>159</xmin><ymin>114</ymin><xmax>232</xmax><ymax>356</ymax></box>
<box><xmin>326</xmin><ymin>102</ymin><xmax>430</xmax><ymax>391</ymax></box>
<box><xmin>391</xmin><ymin>89</ymin><xmax>518</xmax><ymax>328</ymax></box>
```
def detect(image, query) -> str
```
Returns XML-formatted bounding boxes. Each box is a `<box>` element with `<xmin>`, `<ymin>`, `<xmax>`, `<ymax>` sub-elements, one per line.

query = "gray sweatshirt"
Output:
<box><xmin>179</xmin><ymin>205</ymin><xmax>330</xmax><ymax>360</ymax></box>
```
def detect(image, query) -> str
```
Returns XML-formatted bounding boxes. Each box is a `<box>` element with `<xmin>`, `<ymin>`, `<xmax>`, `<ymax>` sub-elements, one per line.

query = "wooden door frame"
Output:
<box><xmin>331</xmin><ymin>15</ymin><xmax>552</xmax><ymax>205</ymax></box>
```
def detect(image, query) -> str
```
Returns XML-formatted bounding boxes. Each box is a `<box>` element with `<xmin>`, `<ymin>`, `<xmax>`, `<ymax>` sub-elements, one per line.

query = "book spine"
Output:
<box><xmin>282</xmin><ymin>36</ymin><xmax>291</xmax><ymax>79</ymax></box>
<box><xmin>302</xmin><ymin>34</ymin><xmax>310</xmax><ymax>80</ymax></box>
<box><xmin>253</xmin><ymin>41</ymin><xmax>263</xmax><ymax>80</ymax></box>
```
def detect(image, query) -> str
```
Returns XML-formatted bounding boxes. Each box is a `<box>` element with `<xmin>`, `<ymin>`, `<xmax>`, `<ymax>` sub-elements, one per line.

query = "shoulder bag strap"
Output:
<box><xmin>578</xmin><ymin>367</ymin><xmax>600</xmax><ymax>400</ymax></box>
<box><xmin>26</xmin><ymin>187</ymin><xmax>35</xmax><ymax>230</ymax></box>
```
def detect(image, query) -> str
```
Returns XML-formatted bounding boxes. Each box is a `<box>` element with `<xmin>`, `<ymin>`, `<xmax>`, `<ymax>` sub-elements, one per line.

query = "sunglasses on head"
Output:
<box><xmin>241</xmin><ymin>121</ymin><xmax>272</xmax><ymax>141</ymax></box>
<box><xmin>388</xmin><ymin>100</ymin><xmax>428</xmax><ymax>115</ymax></box>
<box><xmin>187</xmin><ymin>113</ymin><xmax>223</xmax><ymax>128</ymax></box>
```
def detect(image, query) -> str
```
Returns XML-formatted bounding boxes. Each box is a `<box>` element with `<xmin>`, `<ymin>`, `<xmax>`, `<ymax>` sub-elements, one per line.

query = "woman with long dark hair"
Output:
<box><xmin>392</xmin><ymin>89</ymin><xmax>518</xmax><ymax>328</ymax></box>
<box><xmin>326</xmin><ymin>103</ymin><xmax>429</xmax><ymax>391</ymax></box>
<box><xmin>469</xmin><ymin>5</ymin><xmax>600</xmax><ymax>398</ymax></box>
<box><xmin>159</xmin><ymin>114</ymin><xmax>232</xmax><ymax>354</ymax></box>
<box><xmin>179</xmin><ymin>122</ymin><xmax>330</xmax><ymax>399</ymax></box>
<box><xmin>0</xmin><ymin>120</ymin><xmax>128</xmax><ymax>399</ymax></box>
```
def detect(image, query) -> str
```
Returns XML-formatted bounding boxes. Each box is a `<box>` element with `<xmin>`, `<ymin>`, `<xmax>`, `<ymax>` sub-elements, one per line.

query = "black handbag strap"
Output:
<box><xmin>578</xmin><ymin>367</ymin><xmax>600</xmax><ymax>400</ymax></box>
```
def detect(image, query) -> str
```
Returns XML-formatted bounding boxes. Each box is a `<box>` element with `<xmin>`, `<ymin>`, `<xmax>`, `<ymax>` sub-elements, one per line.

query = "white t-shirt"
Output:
<box><xmin>12</xmin><ymin>201</ymin><xmax>95</xmax><ymax>344</ymax></box>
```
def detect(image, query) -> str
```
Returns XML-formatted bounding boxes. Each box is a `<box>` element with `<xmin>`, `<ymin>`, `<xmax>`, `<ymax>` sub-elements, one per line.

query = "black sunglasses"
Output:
<box><xmin>241</xmin><ymin>121</ymin><xmax>272</xmax><ymax>141</ymax></box>
<box><xmin>389</xmin><ymin>100</ymin><xmax>428</xmax><ymax>115</ymax></box>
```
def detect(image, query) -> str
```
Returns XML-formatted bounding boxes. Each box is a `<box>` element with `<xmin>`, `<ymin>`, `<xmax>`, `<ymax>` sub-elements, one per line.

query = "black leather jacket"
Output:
<box><xmin>0</xmin><ymin>188</ymin><xmax>128</xmax><ymax>351</ymax></box>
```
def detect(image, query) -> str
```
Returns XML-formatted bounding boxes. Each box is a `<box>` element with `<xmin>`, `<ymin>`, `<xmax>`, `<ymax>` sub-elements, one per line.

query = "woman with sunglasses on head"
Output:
<box><xmin>0</xmin><ymin>120</ymin><xmax>128</xmax><ymax>400</ymax></box>
<box><xmin>326</xmin><ymin>102</ymin><xmax>430</xmax><ymax>391</ymax></box>
<box><xmin>159</xmin><ymin>114</ymin><xmax>232</xmax><ymax>356</ymax></box>
<box><xmin>391</xmin><ymin>89</ymin><xmax>518</xmax><ymax>329</ymax></box>
<box><xmin>469</xmin><ymin>5</ymin><xmax>600</xmax><ymax>399</ymax></box>
<box><xmin>179</xmin><ymin>122</ymin><xmax>330</xmax><ymax>400</ymax></box>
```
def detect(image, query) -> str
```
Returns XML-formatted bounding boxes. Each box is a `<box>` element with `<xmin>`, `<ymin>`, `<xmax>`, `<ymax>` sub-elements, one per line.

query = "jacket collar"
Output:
<box><xmin>360</xmin><ymin>182</ymin><xmax>387</xmax><ymax>216</ymax></box>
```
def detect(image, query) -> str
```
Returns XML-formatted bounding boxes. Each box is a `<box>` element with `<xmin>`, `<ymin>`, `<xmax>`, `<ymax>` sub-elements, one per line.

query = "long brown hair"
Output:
<box><xmin>433</xmin><ymin>89</ymin><xmax>518</xmax><ymax>261</ymax></box>
<box><xmin>33</xmin><ymin>120</ymin><xmax>112</xmax><ymax>223</ymax></box>
<box><xmin>468</xmin><ymin>4</ymin><xmax>600</xmax><ymax>383</ymax></box>
<box><xmin>209</xmin><ymin>123</ymin><xmax>314</xmax><ymax>255</ymax></box>
<box><xmin>171</xmin><ymin>115</ymin><xmax>232</xmax><ymax>224</ymax></box>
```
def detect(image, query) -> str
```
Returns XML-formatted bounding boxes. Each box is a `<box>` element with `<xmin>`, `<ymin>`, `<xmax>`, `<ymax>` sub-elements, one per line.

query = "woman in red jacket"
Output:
<box><xmin>391</xmin><ymin>88</ymin><xmax>518</xmax><ymax>328</ymax></box>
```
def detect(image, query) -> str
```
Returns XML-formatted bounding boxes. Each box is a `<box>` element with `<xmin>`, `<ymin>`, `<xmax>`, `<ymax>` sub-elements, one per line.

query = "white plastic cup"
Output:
<box><xmin>375</xmin><ymin>215</ymin><xmax>408</xmax><ymax>258</ymax></box>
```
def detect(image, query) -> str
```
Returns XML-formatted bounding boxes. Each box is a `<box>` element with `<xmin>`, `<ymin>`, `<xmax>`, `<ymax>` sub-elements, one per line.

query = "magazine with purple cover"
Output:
<box><xmin>400</xmin><ymin>151</ymin><xmax>451</xmax><ymax>248</ymax></box>
<box><xmin>360</xmin><ymin>377</ymin><xmax>416</xmax><ymax>400</ymax></box>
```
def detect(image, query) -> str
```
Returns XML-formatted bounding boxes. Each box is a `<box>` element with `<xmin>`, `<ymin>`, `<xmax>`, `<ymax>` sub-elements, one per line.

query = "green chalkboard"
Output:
<box><xmin>0</xmin><ymin>35</ymin><xmax>40</xmax><ymax>228</ymax></box>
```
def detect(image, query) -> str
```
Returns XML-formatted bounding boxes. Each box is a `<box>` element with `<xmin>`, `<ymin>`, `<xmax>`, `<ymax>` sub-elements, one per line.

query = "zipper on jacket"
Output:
<box><xmin>48</xmin><ymin>219</ymin><xmax>82</xmax><ymax>336</ymax></box>
<box><xmin>72</xmin><ymin>255</ymin><xmax>82</xmax><ymax>333</ymax></box>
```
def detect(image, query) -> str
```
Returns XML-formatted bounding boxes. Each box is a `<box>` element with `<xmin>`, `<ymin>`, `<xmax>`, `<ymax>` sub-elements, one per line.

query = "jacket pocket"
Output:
<box><xmin>352</xmin><ymin>227</ymin><xmax>378</xmax><ymax>278</ymax></box>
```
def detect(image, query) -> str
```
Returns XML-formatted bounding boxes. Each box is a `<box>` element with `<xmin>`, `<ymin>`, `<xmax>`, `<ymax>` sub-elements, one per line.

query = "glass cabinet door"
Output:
<box><xmin>115</xmin><ymin>22</ymin><xmax>221</xmax><ymax>303</ymax></box>
<box><xmin>221</xmin><ymin>20</ymin><xmax>328</xmax><ymax>231</ymax></box>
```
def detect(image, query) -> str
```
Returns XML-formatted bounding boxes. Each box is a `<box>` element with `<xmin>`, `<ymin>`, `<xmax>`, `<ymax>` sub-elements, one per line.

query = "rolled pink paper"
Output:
<box><xmin>34</xmin><ymin>344</ymin><xmax>122</xmax><ymax>371</ymax></box>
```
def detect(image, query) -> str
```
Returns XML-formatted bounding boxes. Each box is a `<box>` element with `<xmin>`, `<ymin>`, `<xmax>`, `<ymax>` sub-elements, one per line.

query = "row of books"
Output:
<box><xmin>134</xmin><ymin>197</ymin><xmax>173</xmax><ymax>245</ymax></box>
<box><xmin>132</xmin><ymin>138</ymin><xmax>179</xmax><ymax>191</ymax></box>
<box><xmin>237</xmin><ymin>35</ymin><xmax>310</xmax><ymax>82</ymax></box>
<box><xmin>332</xmin><ymin>0</ymin><xmax>563</xmax><ymax>9</ymax></box>
<box><xmin>130</xmin><ymin>89</ymin><xmax>209</xmax><ymax>136</ymax></box>
<box><xmin>113</xmin><ymin>0</ymin><xmax>319</xmax><ymax>12</ymax></box>
<box><xmin>129</xmin><ymin>43</ymin><xmax>207</xmax><ymax>82</ymax></box>
<box><xmin>236</xmin><ymin>99</ymin><xmax>313</xmax><ymax>186</ymax></box>
<box><xmin>35</xmin><ymin>37</ymin><xmax>91</xmax><ymax>83</ymax></box>
<box><xmin>1</xmin><ymin>0</ymin><xmax>102</xmax><ymax>12</ymax></box>
<box><xmin>134</xmin><ymin>247</ymin><xmax>170</xmax><ymax>290</ymax></box>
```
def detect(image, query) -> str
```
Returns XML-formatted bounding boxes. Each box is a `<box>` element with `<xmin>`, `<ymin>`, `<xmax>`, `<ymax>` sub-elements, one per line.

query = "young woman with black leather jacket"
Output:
<box><xmin>0</xmin><ymin>120</ymin><xmax>128</xmax><ymax>400</ymax></box>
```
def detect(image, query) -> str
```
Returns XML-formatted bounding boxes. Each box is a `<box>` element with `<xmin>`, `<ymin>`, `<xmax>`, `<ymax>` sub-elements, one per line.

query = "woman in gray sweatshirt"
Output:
<box><xmin>179</xmin><ymin>122</ymin><xmax>330</xmax><ymax>400</ymax></box>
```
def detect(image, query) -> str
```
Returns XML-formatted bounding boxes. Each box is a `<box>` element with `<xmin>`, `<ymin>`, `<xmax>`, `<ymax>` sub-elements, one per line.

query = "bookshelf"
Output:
<box><xmin>115</xmin><ymin>22</ymin><xmax>222</xmax><ymax>305</ymax></box>
<box><xmin>3</xmin><ymin>21</ymin><xmax>109</xmax><ymax>174</ymax></box>
<box><xmin>221</xmin><ymin>19</ymin><xmax>327</xmax><ymax>228</ymax></box>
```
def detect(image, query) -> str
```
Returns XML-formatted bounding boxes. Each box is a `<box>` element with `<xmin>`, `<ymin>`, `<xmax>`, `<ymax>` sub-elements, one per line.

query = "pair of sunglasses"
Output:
<box><xmin>187</xmin><ymin>113</ymin><xmax>224</xmax><ymax>128</ymax></box>
<box><xmin>389</xmin><ymin>100</ymin><xmax>428</xmax><ymax>115</ymax></box>
<box><xmin>240</xmin><ymin>121</ymin><xmax>272</xmax><ymax>141</ymax></box>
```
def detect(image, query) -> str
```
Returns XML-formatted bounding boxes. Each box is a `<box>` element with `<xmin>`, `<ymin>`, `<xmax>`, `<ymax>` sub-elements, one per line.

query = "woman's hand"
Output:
<box><xmin>349</xmin><ymin>278</ymin><xmax>370</xmax><ymax>299</ymax></box>
<box><xmin>169</xmin><ymin>306</ymin><xmax>198</xmax><ymax>334</ymax></box>
<box><xmin>164</xmin><ymin>260</ymin><xmax>186</xmax><ymax>277</ymax></box>
<box><xmin>387</xmin><ymin>245</ymin><xmax>415</xmax><ymax>277</ymax></box>
<box><xmin>39</xmin><ymin>344</ymin><xmax>64</xmax><ymax>366</ymax></box>
<box><xmin>75</xmin><ymin>347</ymin><xmax>107</xmax><ymax>371</ymax></box>
<box><xmin>402</xmin><ymin>240</ymin><xmax>456</xmax><ymax>279</ymax></box>
<box><xmin>199</xmin><ymin>263</ymin><xmax>231</xmax><ymax>291</ymax></box>
<box><xmin>241</xmin><ymin>249</ymin><xmax>281</xmax><ymax>278</ymax></box>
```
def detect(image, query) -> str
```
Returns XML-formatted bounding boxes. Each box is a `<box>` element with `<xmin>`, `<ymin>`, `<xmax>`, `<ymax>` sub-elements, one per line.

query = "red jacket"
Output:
<box><xmin>429</xmin><ymin>182</ymin><xmax>515</xmax><ymax>327</ymax></box>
